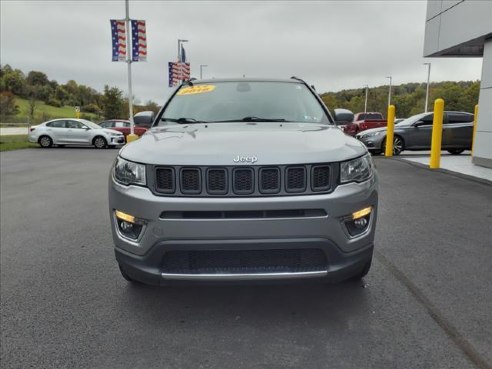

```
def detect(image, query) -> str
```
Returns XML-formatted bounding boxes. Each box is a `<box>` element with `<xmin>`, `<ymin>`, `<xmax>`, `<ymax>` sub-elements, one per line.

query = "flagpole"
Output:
<box><xmin>125</xmin><ymin>0</ymin><xmax>136</xmax><ymax>140</ymax></box>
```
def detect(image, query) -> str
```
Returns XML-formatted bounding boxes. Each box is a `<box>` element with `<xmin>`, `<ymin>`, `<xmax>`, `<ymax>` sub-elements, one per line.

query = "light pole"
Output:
<box><xmin>386</xmin><ymin>76</ymin><xmax>392</xmax><ymax>107</ymax></box>
<box><xmin>424</xmin><ymin>62</ymin><xmax>431</xmax><ymax>112</ymax></box>
<box><xmin>200</xmin><ymin>64</ymin><xmax>208</xmax><ymax>79</ymax></box>
<box><xmin>125</xmin><ymin>0</ymin><xmax>135</xmax><ymax>138</ymax></box>
<box><xmin>177</xmin><ymin>39</ymin><xmax>188</xmax><ymax>83</ymax></box>
<box><xmin>364</xmin><ymin>85</ymin><xmax>369</xmax><ymax>113</ymax></box>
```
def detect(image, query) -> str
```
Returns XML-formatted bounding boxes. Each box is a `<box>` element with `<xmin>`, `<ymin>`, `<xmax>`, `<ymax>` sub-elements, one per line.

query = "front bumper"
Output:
<box><xmin>109</xmin><ymin>136</ymin><xmax>125</xmax><ymax>145</ymax></box>
<box><xmin>109</xmin><ymin>175</ymin><xmax>378</xmax><ymax>284</ymax></box>
<box><xmin>356</xmin><ymin>134</ymin><xmax>384</xmax><ymax>150</ymax></box>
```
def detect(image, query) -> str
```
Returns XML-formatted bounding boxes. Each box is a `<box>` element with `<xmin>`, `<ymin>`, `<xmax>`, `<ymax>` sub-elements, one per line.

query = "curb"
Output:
<box><xmin>383</xmin><ymin>157</ymin><xmax>492</xmax><ymax>187</ymax></box>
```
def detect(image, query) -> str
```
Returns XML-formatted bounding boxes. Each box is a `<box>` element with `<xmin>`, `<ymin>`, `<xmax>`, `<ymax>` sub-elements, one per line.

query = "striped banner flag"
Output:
<box><xmin>110</xmin><ymin>20</ymin><xmax>126</xmax><ymax>61</ymax></box>
<box><xmin>131</xmin><ymin>20</ymin><xmax>147</xmax><ymax>62</ymax></box>
<box><xmin>168</xmin><ymin>62</ymin><xmax>191</xmax><ymax>87</ymax></box>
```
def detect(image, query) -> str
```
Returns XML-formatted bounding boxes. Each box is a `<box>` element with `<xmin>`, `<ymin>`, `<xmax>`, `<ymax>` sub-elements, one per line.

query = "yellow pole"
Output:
<box><xmin>76</xmin><ymin>112</ymin><xmax>80</xmax><ymax>119</ymax></box>
<box><xmin>429</xmin><ymin>98</ymin><xmax>444</xmax><ymax>169</ymax></box>
<box><xmin>471</xmin><ymin>104</ymin><xmax>478</xmax><ymax>155</ymax></box>
<box><xmin>385</xmin><ymin>105</ymin><xmax>396</xmax><ymax>157</ymax></box>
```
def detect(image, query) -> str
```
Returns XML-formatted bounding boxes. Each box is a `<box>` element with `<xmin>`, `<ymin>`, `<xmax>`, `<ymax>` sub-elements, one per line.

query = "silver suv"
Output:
<box><xmin>108</xmin><ymin>78</ymin><xmax>378</xmax><ymax>285</ymax></box>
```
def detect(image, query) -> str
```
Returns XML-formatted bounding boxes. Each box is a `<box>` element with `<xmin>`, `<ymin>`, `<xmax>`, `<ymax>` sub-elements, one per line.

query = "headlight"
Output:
<box><xmin>110</xmin><ymin>132</ymin><xmax>122</xmax><ymax>136</ymax></box>
<box><xmin>340</xmin><ymin>154</ymin><xmax>374</xmax><ymax>184</ymax></box>
<box><xmin>113</xmin><ymin>157</ymin><xmax>146</xmax><ymax>186</ymax></box>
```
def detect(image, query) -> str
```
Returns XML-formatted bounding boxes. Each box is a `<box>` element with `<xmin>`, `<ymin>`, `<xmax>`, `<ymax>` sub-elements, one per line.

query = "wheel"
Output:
<box><xmin>93</xmin><ymin>136</ymin><xmax>107</xmax><ymax>149</ymax></box>
<box><xmin>383</xmin><ymin>135</ymin><xmax>404</xmax><ymax>156</ymax></box>
<box><xmin>38</xmin><ymin>135</ymin><xmax>53</xmax><ymax>148</ymax></box>
<box><xmin>447</xmin><ymin>149</ymin><xmax>464</xmax><ymax>155</ymax></box>
<box><xmin>349</xmin><ymin>259</ymin><xmax>372</xmax><ymax>281</ymax></box>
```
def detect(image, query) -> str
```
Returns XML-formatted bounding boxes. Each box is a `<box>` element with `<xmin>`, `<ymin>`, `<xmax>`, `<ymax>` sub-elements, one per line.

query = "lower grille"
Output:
<box><xmin>161</xmin><ymin>249</ymin><xmax>328</xmax><ymax>274</ymax></box>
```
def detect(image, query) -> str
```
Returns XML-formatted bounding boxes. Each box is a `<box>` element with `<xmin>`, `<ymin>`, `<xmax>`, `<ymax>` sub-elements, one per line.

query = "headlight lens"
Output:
<box><xmin>340</xmin><ymin>154</ymin><xmax>374</xmax><ymax>184</ymax></box>
<box><xmin>110</xmin><ymin>132</ymin><xmax>122</xmax><ymax>136</ymax></box>
<box><xmin>113</xmin><ymin>157</ymin><xmax>146</xmax><ymax>186</ymax></box>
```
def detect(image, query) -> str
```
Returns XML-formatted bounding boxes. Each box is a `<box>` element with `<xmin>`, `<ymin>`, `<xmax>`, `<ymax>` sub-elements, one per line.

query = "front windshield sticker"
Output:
<box><xmin>177</xmin><ymin>85</ymin><xmax>216</xmax><ymax>96</ymax></box>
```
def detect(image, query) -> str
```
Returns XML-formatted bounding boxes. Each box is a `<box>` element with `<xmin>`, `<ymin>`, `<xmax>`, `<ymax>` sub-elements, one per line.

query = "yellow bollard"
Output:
<box><xmin>471</xmin><ymin>104</ymin><xmax>478</xmax><ymax>155</ymax></box>
<box><xmin>126</xmin><ymin>133</ymin><xmax>139</xmax><ymax>143</ymax></box>
<box><xmin>385</xmin><ymin>105</ymin><xmax>396</xmax><ymax>157</ymax></box>
<box><xmin>76</xmin><ymin>112</ymin><xmax>80</xmax><ymax>119</ymax></box>
<box><xmin>429</xmin><ymin>98</ymin><xmax>444</xmax><ymax>169</ymax></box>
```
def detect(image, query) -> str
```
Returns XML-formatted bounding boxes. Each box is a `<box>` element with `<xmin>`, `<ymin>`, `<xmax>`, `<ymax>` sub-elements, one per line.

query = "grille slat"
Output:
<box><xmin>154</xmin><ymin>164</ymin><xmax>333</xmax><ymax>196</ymax></box>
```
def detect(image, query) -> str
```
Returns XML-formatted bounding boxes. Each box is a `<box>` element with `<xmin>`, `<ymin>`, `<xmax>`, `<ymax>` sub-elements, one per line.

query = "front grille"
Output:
<box><xmin>161</xmin><ymin>249</ymin><xmax>328</xmax><ymax>274</ymax></box>
<box><xmin>286</xmin><ymin>167</ymin><xmax>306</xmax><ymax>192</ymax></box>
<box><xmin>181</xmin><ymin>168</ymin><xmax>201</xmax><ymax>194</ymax></box>
<box><xmin>312</xmin><ymin>165</ymin><xmax>330</xmax><ymax>191</ymax></box>
<box><xmin>233</xmin><ymin>168</ymin><xmax>254</xmax><ymax>194</ymax></box>
<box><xmin>153</xmin><ymin>163</ymin><xmax>334</xmax><ymax>197</ymax></box>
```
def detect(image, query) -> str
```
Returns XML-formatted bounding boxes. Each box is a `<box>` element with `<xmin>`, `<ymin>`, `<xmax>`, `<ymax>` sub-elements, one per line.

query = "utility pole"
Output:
<box><xmin>125</xmin><ymin>0</ymin><xmax>135</xmax><ymax>137</ymax></box>
<box><xmin>386</xmin><ymin>76</ymin><xmax>392</xmax><ymax>107</ymax></box>
<box><xmin>364</xmin><ymin>85</ymin><xmax>369</xmax><ymax>113</ymax></box>
<box><xmin>424</xmin><ymin>62</ymin><xmax>431</xmax><ymax>112</ymax></box>
<box><xmin>200</xmin><ymin>64</ymin><xmax>208</xmax><ymax>79</ymax></box>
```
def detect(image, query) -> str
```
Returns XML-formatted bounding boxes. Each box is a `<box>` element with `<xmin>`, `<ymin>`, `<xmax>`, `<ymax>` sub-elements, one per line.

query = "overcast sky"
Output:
<box><xmin>0</xmin><ymin>0</ymin><xmax>483</xmax><ymax>104</ymax></box>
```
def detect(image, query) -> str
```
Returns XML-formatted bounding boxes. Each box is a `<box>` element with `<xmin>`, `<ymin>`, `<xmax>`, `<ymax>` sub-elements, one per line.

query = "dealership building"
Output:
<box><xmin>424</xmin><ymin>0</ymin><xmax>492</xmax><ymax>168</ymax></box>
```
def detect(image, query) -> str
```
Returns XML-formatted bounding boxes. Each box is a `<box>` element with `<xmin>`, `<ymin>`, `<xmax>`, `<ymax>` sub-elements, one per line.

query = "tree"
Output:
<box><xmin>0</xmin><ymin>92</ymin><xmax>20</xmax><ymax>122</ymax></box>
<box><xmin>26</xmin><ymin>71</ymin><xmax>49</xmax><ymax>86</ymax></box>
<box><xmin>102</xmin><ymin>85</ymin><xmax>124</xmax><ymax>119</ymax></box>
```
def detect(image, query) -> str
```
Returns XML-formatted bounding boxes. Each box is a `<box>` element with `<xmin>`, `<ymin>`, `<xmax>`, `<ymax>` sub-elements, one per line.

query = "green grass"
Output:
<box><xmin>0</xmin><ymin>134</ymin><xmax>37</xmax><ymax>152</ymax></box>
<box><xmin>13</xmin><ymin>98</ymin><xmax>98</xmax><ymax>123</ymax></box>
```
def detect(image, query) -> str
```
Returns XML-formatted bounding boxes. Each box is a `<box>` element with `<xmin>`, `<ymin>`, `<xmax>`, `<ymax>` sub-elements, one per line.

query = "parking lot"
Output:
<box><xmin>1</xmin><ymin>148</ymin><xmax>491</xmax><ymax>369</ymax></box>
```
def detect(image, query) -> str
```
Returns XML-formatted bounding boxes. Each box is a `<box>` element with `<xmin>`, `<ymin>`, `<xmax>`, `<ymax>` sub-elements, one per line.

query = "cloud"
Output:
<box><xmin>0</xmin><ymin>0</ymin><xmax>483</xmax><ymax>103</ymax></box>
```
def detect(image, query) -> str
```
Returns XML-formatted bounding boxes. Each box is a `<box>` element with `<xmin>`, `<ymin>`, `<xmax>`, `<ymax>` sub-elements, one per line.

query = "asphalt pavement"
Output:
<box><xmin>1</xmin><ymin>148</ymin><xmax>491</xmax><ymax>369</ymax></box>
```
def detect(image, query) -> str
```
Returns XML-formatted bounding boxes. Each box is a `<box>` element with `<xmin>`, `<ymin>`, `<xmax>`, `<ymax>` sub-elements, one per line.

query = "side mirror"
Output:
<box><xmin>133</xmin><ymin>111</ymin><xmax>155</xmax><ymax>128</ymax></box>
<box><xmin>334</xmin><ymin>108</ymin><xmax>354</xmax><ymax>125</ymax></box>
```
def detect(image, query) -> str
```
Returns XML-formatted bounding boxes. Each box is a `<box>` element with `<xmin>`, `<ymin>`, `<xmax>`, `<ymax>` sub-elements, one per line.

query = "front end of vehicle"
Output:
<box><xmin>109</xmin><ymin>147</ymin><xmax>378</xmax><ymax>285</ymax></box>
<box><xmin>103</xmin><ymin>129</ymin><xmax>126</xmax><ymax>146</ymax></box>
<box><xmin>356</xmin><ymin>129</ymin><xmax>386</xmax><ymax>151</ymax></box>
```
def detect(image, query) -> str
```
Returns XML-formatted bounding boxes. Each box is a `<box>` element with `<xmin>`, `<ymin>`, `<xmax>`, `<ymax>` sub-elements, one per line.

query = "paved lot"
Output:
<box><xmin>1</xmin><ymin>148</ymin><xmax>491</xmax><ymax>369</ymax></box>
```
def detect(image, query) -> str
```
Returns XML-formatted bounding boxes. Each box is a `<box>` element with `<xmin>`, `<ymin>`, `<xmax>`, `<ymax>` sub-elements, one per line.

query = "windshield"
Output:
<box><xmin>158</xmin><ymin>81</ymin><xmax>330</xmax><ymax>125</ymax></box>
<box><xmin>81</xmin><ymin>120</ymin><xmax>102</xmax><ymax>129</ymax></box>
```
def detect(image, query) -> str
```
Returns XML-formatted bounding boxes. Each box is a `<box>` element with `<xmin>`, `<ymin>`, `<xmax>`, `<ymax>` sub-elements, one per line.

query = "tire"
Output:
<box><xmin>369</xmin><ymin>150</ymin><xmax>382</xmax><ymax>156</ymax></box>
<box><xmin>349</xmin><ymin>259</ymin><xmax>372</xmax><ymax>281</ymax></box>
<box><xmin>38</xmin><ymin>135</ymin><xmax>53</xmax><ymax>148</ymax></box>
<box><xmin>447</xmin><ymin>149</ymin><xmax>465</xmax><ymax>155</ymax></box>
<box><xmin>93</xmin><ymin>136</ymin><xmax>107</xmax><ymax>149</ymax></box>
<box><xmin>382</xmin><ymin>135</ymin><xmax>404</xmax><ymax>156</ymax></box>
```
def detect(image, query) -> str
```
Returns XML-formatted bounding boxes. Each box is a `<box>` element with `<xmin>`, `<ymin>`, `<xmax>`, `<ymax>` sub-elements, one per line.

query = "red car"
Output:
<box><xmin>98</xmin><ymin>120</ymin><xmax>148</xmax><ymax>141</ymax></box>
<box><xmin>343</xmin><ymin>112</ymin><xmax>387</xmax><ymax>136</ymax></box>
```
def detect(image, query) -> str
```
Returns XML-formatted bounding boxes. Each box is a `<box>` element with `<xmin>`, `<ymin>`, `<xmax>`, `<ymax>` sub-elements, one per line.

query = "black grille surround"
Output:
<box><xmin>151</xmin><ymin>163</ymin><xmax>338</xmax><ymax>197</ymax></box>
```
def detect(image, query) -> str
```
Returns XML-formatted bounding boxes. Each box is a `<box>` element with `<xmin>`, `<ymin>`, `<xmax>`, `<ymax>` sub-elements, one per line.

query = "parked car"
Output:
<box><xmin>28</xmin><ymin>118</ymin><xmax>125</xmax><ymax>148</ymax></box>
<box><xmin>109</xmin><ymin>78</ymin><xmax>378</xmax><ymax>286</ymax></box>
<box><xmin>344</xmin><ymin>112</ymin><xmax>387</xmax><ymax>136</ymax></box>
<box><xmin>99</xmin><ymin>119</ymin><xmax>148</xmax><ymax>141</ymax></box>
<box><xmin>356</xmin><ymin>111</ymin><xmax>474</xmax><ymax>155</ymax></box>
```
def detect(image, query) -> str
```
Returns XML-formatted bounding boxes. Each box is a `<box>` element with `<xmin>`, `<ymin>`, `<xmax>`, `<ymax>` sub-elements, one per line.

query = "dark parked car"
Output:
<box><xmin>99</xmin><ymin>120</ymin><xmax>148</xmax><ymax>141</ymax></box>
<box><xmin>356</xmin><ymin>111</ymin><xmax>474</xmax><ymax>155</ymax></box>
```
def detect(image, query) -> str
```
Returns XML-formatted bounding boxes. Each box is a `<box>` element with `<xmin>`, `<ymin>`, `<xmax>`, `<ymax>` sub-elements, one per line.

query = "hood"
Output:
<box><xmin>119</xmin><ymin>123</ymin><xmax>367</xmax><ymax>165</ymax></box>
<box><xmin>359</xmin><ymin>127</ymin><xmax>387</xmax><ymax>136</ymax></box>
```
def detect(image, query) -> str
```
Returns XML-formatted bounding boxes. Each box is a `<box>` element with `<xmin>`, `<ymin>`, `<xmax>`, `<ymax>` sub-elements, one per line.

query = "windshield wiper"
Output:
<box><xmin>161</xmin><ymin>117</ymin><xmax>207</xmax><ymax>124</ymax></box>
<box><xmin>211</xmin><ymin>116</ymin><xmax>289</xmax><ymax>123</ymax></box>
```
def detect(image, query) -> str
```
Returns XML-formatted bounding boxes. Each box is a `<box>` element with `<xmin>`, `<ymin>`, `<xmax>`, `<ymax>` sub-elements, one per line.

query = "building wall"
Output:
<box><xmin>424</xmin><ymin>0</ymin><xmax>492</xmax><ymax>168</ymax></box>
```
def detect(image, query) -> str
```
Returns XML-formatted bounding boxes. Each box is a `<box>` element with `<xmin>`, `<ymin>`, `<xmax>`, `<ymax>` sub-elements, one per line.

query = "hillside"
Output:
<box><xmin>13</xmin><ymin>98</ymin><xmax>97</xmax><ymax>123</ymax></box>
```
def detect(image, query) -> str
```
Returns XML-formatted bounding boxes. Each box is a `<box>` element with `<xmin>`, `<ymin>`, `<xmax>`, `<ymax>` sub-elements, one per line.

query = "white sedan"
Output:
<box><xmin>28</xmin><ymin>119</ymin><xmax>125</xmax><ymax>149</ymax></box>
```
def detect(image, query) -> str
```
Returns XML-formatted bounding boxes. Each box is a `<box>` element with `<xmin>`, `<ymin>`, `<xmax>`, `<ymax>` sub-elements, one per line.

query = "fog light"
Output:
<box><xmin>114</xmin><ymin>210</ymin><xmax>145</xmax><ymax>241</ymax></box>
<box><xmin>344</xmin><ymin>206</ymin><xmax>372</xmax><ymax>237</ymax></box>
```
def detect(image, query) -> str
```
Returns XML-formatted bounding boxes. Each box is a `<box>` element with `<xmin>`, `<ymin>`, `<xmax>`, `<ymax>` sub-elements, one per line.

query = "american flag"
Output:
<box><xmin>168</xmin><ymin>62</ymin><xmax>191</xmax><ymax>87</ymax></box>
<box><xmin>110</xmin><ymin>20</ymin><xmax>126</xmax><ymax>62</ymax></box>
<box><xmin>131</xmin><ymin>20</ymin><xmax>147</xmax><ymax>62</ymax></box>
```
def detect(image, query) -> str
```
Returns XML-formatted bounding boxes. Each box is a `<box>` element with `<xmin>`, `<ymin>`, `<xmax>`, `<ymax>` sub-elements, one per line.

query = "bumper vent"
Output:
<box><xmin>161</xmin><ymin>249</ymin><xmax>328</xmax><ymax>274</ymax></box>
<box><xmin>153</xmin><ymin>163</ymin><xmax>335</xmax><ymax>197</ymax></box>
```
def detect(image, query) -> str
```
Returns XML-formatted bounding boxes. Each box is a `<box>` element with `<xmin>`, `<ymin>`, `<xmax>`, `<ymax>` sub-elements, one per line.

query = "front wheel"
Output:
<box><xmin>93</xmin><ymin>136</ymin><xmax>107</xmax><ymax>149</ymax></box>
<box><xmin>447</xmin><ymin>149</ymin><xmax>465</xmax><ymax>155</ymax></box>
<box><xmin>38</xmin><ymin>135</ymin><xmax>53</xmax><ymax>148</ymax></box>
<box><xmin>382</xmin><ymin>136</ymin><xmax>404</xmax><ymax>156</ymax></box>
